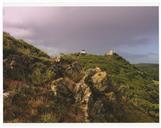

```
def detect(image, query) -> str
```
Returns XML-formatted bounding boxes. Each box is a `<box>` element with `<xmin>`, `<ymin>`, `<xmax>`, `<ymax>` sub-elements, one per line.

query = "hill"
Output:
<box><xmin>134</xmin><ymin>63</ymin><xmax>159</xmax><ymax>81</ymax></box>
<box><xmin>3</xmin><ymin>32</ymin><xmax>159</xmax><ymax>122</ymax></box>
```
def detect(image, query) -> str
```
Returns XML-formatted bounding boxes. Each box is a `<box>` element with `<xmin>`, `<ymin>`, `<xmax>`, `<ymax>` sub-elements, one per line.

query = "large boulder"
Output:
<box><xmin>51</xmin><ymin>66</ymin><xmax>113</xmax><ymax>122</ymax></box>
<box><xmin>51</xmin><ymin>77</ymin><xmax>75</xmax><ymax>103</ymax></box>
<box><xmin>85</xmin><ymin>67</ymin><xmax>110</xmax><ymax>92</ymax></box>
<box><xmin>64</xmin><ymin>62</ymin><xmax>84</xmax><ymax>82</ymax></box>
<box><xmin>91</xmin><ymin>71</ymin><xmax>108</xmax><ymax>91</ymax></box>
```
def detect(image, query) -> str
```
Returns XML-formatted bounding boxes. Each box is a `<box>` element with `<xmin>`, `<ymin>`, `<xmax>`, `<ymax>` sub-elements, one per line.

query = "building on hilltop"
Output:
<box><xmin>106</xmin><ymin>50</ymin><xmax>114</xmax><ymax>56</ymax></box>
<box><xmin>80</xmin><ymin>50</ymin><xmax>87</xmax><ymax>55</ymax></box>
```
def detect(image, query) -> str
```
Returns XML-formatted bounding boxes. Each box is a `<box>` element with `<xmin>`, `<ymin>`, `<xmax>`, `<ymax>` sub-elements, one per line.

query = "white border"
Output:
<box><xmin>2</xmin><ymin>123</ymin><xmax>161</xmax><ymax>128</ymax></box>
<box><xmin>2</xmin><ymin>0</ymin><xmax>160</xmax><ymax>6</ymax></box>
<box><xmin>1</xmin><ymin>0</ymin><xmax>160</xmax><ymax>128</ymax></box>
<box><xmin>3</xmin><ymin>2</ymin><xmax>160</xmax><ymax>6</ymax></box>
<box><xmin>159</xmin><ymin>1</ymin><xmax>161</xmax><ymax>125</ymax></box>
<box><xmin>0</xmin><ymin>0</ymin><xmax>3</xmax><ymax>125</ymax></box>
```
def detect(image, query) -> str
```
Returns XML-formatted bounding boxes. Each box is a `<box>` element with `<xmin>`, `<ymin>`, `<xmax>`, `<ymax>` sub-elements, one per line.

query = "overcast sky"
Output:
<box><xmin>3</xmin><ymin>7</ymin><xmax>158</xmax><ymax>64</ymax></box>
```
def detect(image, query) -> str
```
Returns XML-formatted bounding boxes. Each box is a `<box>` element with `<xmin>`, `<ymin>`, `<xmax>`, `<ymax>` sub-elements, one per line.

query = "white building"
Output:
<box><xmin>80</xmin><ymin>50</ymin><xmax>87</xmax><ymax>55</ymax></box>
<box><xmin>106</xmin><ymin>50</ymin><xmax>114</xmax><ymax>56</ymax></box>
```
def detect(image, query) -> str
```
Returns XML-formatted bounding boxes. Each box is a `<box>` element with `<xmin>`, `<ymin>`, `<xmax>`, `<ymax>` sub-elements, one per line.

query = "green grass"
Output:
<box><xmin>135</xmin><ymin>63</ymin><xmax>159</xmax><ymax>81</ymax></box>
<box><xmin>3</xmin><ymin>32</ymin><xmax>159</xmax><ymax>122</ymax></box>
<box><xmin>61</xmin><ymin>53</ymin><xmax>159</xmax><ymax>121</ymax></box>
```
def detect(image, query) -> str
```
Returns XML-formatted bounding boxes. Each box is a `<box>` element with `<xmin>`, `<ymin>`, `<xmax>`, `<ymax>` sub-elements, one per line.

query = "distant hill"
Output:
<box><xmin>3</xmin><ymin>32</ymin><xmax>159</xmax><ymax>123</ymax></box>
<box><xmin>134</xmin><ymin>63</ymin><xmax>159</xmax><ymax>81</ymax></box>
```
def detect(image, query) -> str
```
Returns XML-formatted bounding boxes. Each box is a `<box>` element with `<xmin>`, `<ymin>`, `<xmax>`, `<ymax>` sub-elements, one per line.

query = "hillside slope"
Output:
<box><xmin>3</xmin><ymin>32</ymin><xmax>159</xmax><ymax>122</ymax></box>
<box><xmin>135</xmin><ymin>63</ymin><xmax>159</xmax><ymax>81</ymax></box>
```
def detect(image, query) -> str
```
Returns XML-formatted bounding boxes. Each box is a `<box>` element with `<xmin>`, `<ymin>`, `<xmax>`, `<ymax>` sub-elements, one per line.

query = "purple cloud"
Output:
<box><xmin>3</xmin><ymin>7</ymin><xmax>159</xmax><ymax>63</ymax></box>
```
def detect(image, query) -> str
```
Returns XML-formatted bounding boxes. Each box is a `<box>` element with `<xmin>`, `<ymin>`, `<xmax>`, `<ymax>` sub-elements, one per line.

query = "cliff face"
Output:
<box><xmin>3</xmin><ymin>32</ymin><xmax>159</xmax><ymax>122</ymax></box>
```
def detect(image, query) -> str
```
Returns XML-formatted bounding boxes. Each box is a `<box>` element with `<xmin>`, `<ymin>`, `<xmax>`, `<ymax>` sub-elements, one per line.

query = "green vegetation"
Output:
<box><xmin>3</xmin><ymin>32</ymin><xmax>49</xmax><ymax>59</ymax></box>
<box><xmin>3</xmin><ymin>32</ymin><xmax>159</xmax><ymax>122</ymax></box>
<box><xmin>3</xmin><ymin>32</ymin><xmax>74</xmax><ymax>122</ymax></box>
<box><xmin>135</xmin><ymin>63</ymin><xmax>159</xmax><ymax>81</ymax></box>
<box><xmin>3</xmin><ymin>32</ymin><xmax>55</xmax><ymax>86</ymax></box>
<box><xmin>61</xmin><ymin>53</ymin><xmax>159</xmax><ymax>122</ymax></box>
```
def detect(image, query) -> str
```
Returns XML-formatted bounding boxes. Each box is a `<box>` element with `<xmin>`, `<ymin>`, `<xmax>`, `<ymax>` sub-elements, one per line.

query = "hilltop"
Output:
<box><xmin>3</xmin><ymin>32</ymin><xmax>159</xmax><ymax>122</ymax></box>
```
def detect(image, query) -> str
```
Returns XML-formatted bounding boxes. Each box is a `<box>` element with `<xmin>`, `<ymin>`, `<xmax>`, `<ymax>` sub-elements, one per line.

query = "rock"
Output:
<box><xmin>87</xmin><ymin>67</ymin><xmax>109</xmax><ymax>92</ymax></box>
<box><xmin>92</xmin><ymin>72</ymin><xmax>107</xmax><ymax>84</ymax></box>
<box><xmin>52</xmin><ymin>56</ymin><xmax>61</xmax><ymax>62</ymax></box>
<box><xmin>51</xmin><ymin>66</ymin><xmax>112</xmax><ymax>122</ymax></box>
<box><xmin>65</xmin><ymin>62</ymin><xmax>84</xmax><ymax>82</ymax></box>
<box><xmin>3</xmin><ymin>92</ymin><xmax>10</xmax><ymax>98</ymax></box>
<box><xmin>89</xmin><ymin>100</ymin><xmax>106</xmax><ymax>122</ymax></box>
<box><xmin>76</xmin><ymin>82</ymin><xmax>92</xmax><ymax>122</ymax></box>
<box><xmin>95</xmin><ymin>67</ymin><xmax>102</xmax><ymax>72</ymax></box>
<box><xmin>10</xmin><ymin>60</ymin><xmax>16</xmax><ymax>69</ymax></box>
<box><xmin>105</xmin><ymin>91</ymin><xmax>116</xmax><ymax>102</ymax></box>
<box><xmin>51</xmin><ymin>78</ymin><xmax>75</xmax><ymax>103</ymax></box>
<box><xmin>75</xmin><ymin>67</ymin><xmax>110</xmax><ymax>122</ymax></box>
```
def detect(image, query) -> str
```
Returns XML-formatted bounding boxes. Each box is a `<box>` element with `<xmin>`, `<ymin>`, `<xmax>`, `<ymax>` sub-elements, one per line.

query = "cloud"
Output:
<box><xmin>3</xmin><ymin>7</ymin><xmax>159</xmax><ymax>63</ymax></box>
<box><xmin>119</xmin><ymin>52</ymin><xmax>159</xmax><ymax>64</ymax></box>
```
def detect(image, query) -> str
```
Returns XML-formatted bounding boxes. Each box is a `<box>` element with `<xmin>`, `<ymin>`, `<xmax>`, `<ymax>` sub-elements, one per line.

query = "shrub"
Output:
<box><xmin>41</xmin><ymin>113</ymin><xmax>57</xmax><ymax>122</ymax></box>
<box><xmin>31</xmin><ymin>67</ymin><xmax>55</xmax><ymax>85</ymax></box>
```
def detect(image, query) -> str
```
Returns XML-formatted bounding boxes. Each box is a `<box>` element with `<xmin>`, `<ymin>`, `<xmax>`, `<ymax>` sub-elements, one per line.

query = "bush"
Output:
<box><xmin>41</xmin><ymin>113</ymin><xmax>57</xmax><ymax>122</ymax></box>
<box><xmin>31</xmin><ymin>67</ymin><xmax>55</xmax><ymax>85</ymax></box>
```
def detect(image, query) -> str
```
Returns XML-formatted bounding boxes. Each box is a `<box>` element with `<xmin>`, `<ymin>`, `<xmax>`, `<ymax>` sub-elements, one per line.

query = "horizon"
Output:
<box><xmin>3</xmin><ymin>7</ymin><xmax>159</xmax><ymax>64</ymax></box>
<box><xmin>4</xmin><ymin>31</ymin><xmax>159</xmax><ymax>65</ymax></box>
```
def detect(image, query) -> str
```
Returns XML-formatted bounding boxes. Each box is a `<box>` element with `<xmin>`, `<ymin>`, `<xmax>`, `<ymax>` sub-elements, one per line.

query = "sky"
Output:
<box><xmin>3</xmin><ymin>7</ymin><xmax>159</xmax><ymax>64</ymax></box>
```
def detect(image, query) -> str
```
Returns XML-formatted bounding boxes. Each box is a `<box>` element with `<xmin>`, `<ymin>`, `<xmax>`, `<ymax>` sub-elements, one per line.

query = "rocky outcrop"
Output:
<box><xmin>51</xmin><ymin>62</ymin><xmax>110</xmax><ymax>122</ymax></box>
<box><xmin>4</xmin><ymin>32</ymin><xmax>158</xmax><ymax>123</ymax></box>
<box><xmin>64</xmin><ymin>61</ymin><xmax>84</xmax><ymax>82</ymax></box>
